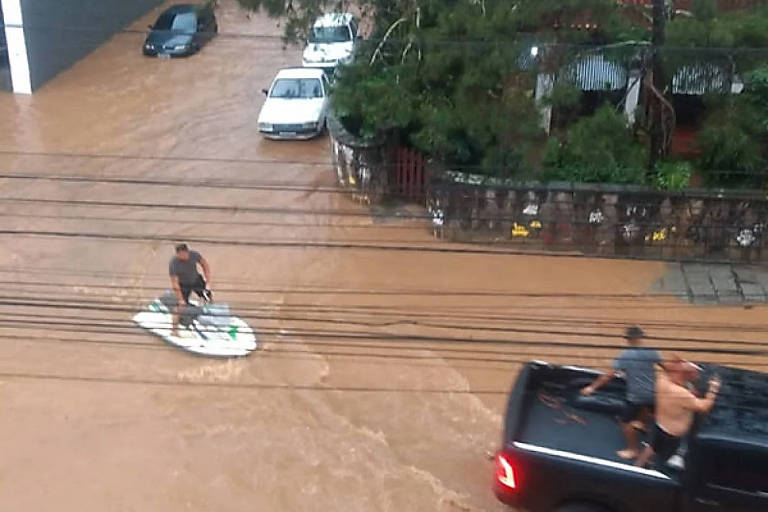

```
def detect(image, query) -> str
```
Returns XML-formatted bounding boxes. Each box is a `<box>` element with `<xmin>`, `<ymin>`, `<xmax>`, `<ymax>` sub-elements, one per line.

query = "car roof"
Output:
<box><xmin>274</xmin><ymin>67</ymin><xmax>326</xmax><ymax>80</ymax></box>
<box><xmin>313</xmin><ymin>13</ymin><xmax>354</xmax><ymax>27</ymax></box>
<box><xmin>162</xmin><ymin>4</ymin><xmax>200</xmax><ymax>14</ymax></box>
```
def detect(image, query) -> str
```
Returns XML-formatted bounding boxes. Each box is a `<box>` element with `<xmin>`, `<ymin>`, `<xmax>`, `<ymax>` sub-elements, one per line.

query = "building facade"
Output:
<box><xmin>1</xmin><ymin>0</ymin><xmax>162</xmax><ymax>93</ymax></box>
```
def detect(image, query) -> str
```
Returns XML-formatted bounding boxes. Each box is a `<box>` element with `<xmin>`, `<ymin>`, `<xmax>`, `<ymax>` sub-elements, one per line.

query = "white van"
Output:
<box><xmin>302</xmin><ymin>13</ymin><xmax>359</xmax><ymax>70</ymax></box>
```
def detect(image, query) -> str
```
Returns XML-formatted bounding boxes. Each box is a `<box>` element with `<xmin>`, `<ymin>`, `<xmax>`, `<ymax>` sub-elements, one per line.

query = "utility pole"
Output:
<box><xmin>648</xmin><ymin>0</ymin><xmax>666</xmax><ymax>175</ymax></box>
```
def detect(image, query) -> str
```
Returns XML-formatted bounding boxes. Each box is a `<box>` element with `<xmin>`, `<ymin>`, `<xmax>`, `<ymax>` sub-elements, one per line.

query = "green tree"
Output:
<box><xmin>238</xmin><ymin>0</ymin><xmax>643</xmax><ymax>176</ymax></box>
<box><xmin>239</xmin><ymin>0</ymin><xmax>768</xmax><ymax>186</ymax></box>
<box><xmin>542</xmin><ymin>105</ymin><xmax>646</xmax><ymax>184</ymax></box>
<box><xmin>694</xmin><ymin>64</ymin><xmax>768</xmax><ymax>188</ymax></box>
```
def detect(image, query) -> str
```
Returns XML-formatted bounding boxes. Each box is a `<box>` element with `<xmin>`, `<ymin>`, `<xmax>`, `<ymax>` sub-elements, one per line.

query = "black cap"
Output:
<box><xmin>175</xmin><ymin>243</ymin><xmax>189</xmax><ymax>253</ymax></box>
<box><xmin>624</xmin><ymin>326</ymin><xmax>644</xmax><ymax>339</ymax></box>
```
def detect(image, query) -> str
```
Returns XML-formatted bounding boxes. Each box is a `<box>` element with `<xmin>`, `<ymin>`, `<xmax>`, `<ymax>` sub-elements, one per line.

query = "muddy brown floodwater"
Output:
<box><xmin>0</xmin><ymin>1</ymin><xmax>766</xmax><ymax>510</ymax></box>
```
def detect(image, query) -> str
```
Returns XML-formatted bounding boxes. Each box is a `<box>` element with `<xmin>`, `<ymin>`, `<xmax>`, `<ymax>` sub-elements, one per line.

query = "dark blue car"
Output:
<box><xmin>143</xmin><ymin>4</ymin><xmax>217</xmax><ymax>58</ymax></box>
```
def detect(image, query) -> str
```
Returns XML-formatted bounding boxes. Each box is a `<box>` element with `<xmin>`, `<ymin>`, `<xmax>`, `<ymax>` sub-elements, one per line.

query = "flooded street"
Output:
<box><xmin>0</xmin><ymin>1</ymin><xmax>767</xmax><ymax>510</ymax></box>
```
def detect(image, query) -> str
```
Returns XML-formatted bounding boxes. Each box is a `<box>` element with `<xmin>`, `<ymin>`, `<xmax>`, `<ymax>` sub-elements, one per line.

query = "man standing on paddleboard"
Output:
<box><xmin>169</xmin><ymin>243</ymin><xmax>212</xmax><ymax>336</ymax></box>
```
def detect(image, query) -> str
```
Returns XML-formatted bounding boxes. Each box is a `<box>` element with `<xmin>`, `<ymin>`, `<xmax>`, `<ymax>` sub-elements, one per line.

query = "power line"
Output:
<box><xmin>0</xmin><ymin>315</ymin><xmax>764</xmax><ymax>377</ymax></box>
<box><xmin>2</xmin><ymin>149</ymin><xmax>768</xmax><ymax>178</ymax></box>
<box><xmin>0</xmin><ymin>196</ymin><xmax>391</xmax><ymax>218</ymax></box>
<box><xmin>0</xmin><ymin>370</ymin><xmax>509</xmax><ymax>395</ymax></box>
<box><xmin>0</xmin><ymin>334</ymin><xmax>763</xmax><ymax>406</ymax></box>
<box><xmin>0</xmin><ymin>263</ymin><xmax>742</xmax><ymax>302</ymax></box>
<box><xmin>3</xmin><ymin>299</ymin><xmax>767</xmax><ymax>348</ymax></box>
<box><xmin>0</xmin><ymin>230</ymin><xmax>467</xmax><ymax>247</ymax></box>
<box><xmin>0</xmin><ymin>228</ymin><xmax>589</xmax><ymax>254</ymax></box>
<box><xmin>2</xmin><ymin>227</ymin><xmax>767</xmax><ymax>266</ymax></box>
<box><xmin>1</xmin><ymin>285</ymin><xmax>747</xmax><ymax>313</ymax></box>
<box><xmin>0</xmin><ymin>269</ymin><xmax>700</xmax><ymax>299</ymax></box>
<box><xmin>6</xmin><ymin>23</ymin><xmax>768</xmax><ymax>53</ymax></box>
<box><xmin>0</xmin><ymin>212</ymin><xmax>434</xmax><ymax>232</ymax></box>
<box><xmin>6</xmin><ymin>289</ymin><xmax>764</xmax><ymax>333</ymax></box>
<box><xmin>1</xmin><ymin>275</ymin><xmax>758</xmax><ymax>312</ymax></box>
<box><xmin>0</xmin><ymin>289</ymin><xmax>763</xmax><ymax>403</ymax></box>
<box><xmin>3</xmin><ymin>309</ymin><xmax>768</xmax><ymax>365</ymax></box>
<box><xmin>0</xmin><ymin>149</ymin><xmax>331</xmax><ymax>167</ymax></box>
<box><xmin>9</xmin><ymin>285</ymin><xmax>763</xmax><ymax>337</ymax></box>
<box><xmin>4</xmin><ymin>189</ymin><xmax>768</xmax><ymax>223</ymax></box>
<box><xmin>0</xmin><ymin>276</ymin><xmax>699</xmax><ymax>299</ymax></box>
<box><xmin>0</xmin><ymin>308</ymin><xmax>765</xmax><ymax>355</ymax></box>
<box><xmin>0</xmin><ymin>271</ymin><xmax>700</xmax><ymax>300</ymax></box>
<box><xmin>0</xmin><ymin>326</ymin><xmax>752</xmax><ymax>375</ymax></box>
<box><xmin>1</xmin><ymin>295</ymin><xmax>754</xmax><ymax>339</ymax></box>
<box><xmin>0</xmin><ymin>173</ymin><xmax>355</xmax><ymax>195</ymax></box>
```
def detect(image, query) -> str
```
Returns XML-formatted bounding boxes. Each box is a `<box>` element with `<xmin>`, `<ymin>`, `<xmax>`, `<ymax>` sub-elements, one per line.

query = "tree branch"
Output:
<box><xmin>370</xmin><ymin>17</ymin><xmax>408</xmax><ymax>66</ymax></box>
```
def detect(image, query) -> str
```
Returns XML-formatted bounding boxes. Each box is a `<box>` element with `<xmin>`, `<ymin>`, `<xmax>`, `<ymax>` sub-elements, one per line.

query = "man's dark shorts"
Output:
<box><xmin>651</xmin><ymin>423</ymin><xmax>681</xmax><ymax>462</ymax></box>
<box><xmin>180</xmin><ymin>274</ymin><xmax>207</xmax><ymax>303</ymax></box>
<box><xmin>620</xmin><ymin>401</ymin><xmax>654</xmax><ymax>424</ymax></box>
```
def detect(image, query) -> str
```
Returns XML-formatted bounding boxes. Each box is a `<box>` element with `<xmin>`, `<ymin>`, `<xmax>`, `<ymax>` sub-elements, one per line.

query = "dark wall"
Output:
<box><xmin>0</xmin><ymin>6</ymin><xmax>11</xmax><ymax>91</ymax></box>
<box><xmin>20</xmin><ymin>0</ymin><xmax>163</xmax><ymax>90</ymax></box>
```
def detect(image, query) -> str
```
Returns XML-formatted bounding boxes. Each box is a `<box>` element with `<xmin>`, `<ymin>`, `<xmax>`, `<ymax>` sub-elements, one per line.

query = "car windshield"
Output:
<box><xmin>308</xmin><ymin>25</ymin><xmax>351</xmax><ymax>44</ymax></box>
<box><xmin>270</xmin><ymin>79</ymin><xmax>324</xmax><ymax>99</ymax></box>
<box><xmin>153</xmin><ymin>11</ymin><xmax>197</xmax><ymax>33</ymax></box>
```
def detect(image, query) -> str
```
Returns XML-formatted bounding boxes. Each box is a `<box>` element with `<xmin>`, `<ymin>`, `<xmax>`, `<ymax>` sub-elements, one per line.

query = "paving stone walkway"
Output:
<box><xmin>653</xmin><ymin>263</ymin><xmax>768</xmax><ymax>304</ymax></box>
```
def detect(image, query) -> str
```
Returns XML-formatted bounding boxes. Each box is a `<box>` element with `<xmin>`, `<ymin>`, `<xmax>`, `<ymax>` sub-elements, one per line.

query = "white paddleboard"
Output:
<box><xmin>133</xmin><ymin>299</ymin><xmax>257</xmax><ymax>357</ymax></box>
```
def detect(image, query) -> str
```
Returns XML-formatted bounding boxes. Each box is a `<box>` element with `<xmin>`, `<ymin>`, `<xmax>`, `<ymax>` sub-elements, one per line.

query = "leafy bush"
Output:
<box><xmin>743</xmin><ymin>65</ymin><xmax>768</xmax><ymax>135</ymax></box>
<box><xmin>332</xmin><ymin>64</ymin><xmax>421</xmax><ymax>139</ymax></box>
<box><xmin>654</xmin><ymin>161</ymin><xmax>693</xmax><ymax>190</ymax></box>
<box><xmin>547</xmin><ymin>82</ymin><xmax>583</xmax><ymax>131</ymax></box>
<box><xmin>542</xmin><ymin>105</ymin><xmax>646</xmax><ymax>184</ymax></box>
<box><xmin>548</xmin><ymin>82</ymin><xmax>582</xmax><ymax>108</ymax></box>
<box><xmin>697</xmin><ymin>115</ymin><xmax>763</xmax><ymax>187</ymax></box>
<box><xmin>696</xmin><ymin>85</ymin><xmax>766</xmax><ymax>188</ymax></box>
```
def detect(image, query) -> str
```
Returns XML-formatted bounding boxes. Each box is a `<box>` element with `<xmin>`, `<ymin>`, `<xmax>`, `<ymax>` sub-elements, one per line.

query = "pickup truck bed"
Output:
<box><xmin>495</xmin><ymin>361</ymin><xmax>768</xmax><ymax>512</ymax></box>
<box><xmin>519</xmin><ymin>384</ymin><xmax>639</xmax><ymax>464</ymax></box>
<box><xmin>514</xmin><ymin>361</ymin><xmax>666</xmax><ymax>467</ymax></box>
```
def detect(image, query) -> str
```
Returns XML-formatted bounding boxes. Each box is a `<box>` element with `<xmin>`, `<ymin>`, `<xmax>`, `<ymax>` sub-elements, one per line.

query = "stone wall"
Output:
<box><xmin>325</xmin><ymin>117</ymin><xmax>768</xmax><ymax>263</ymax></box>
<box><xmin>327</xmin><ymin>115</ymin><xmax>392</xmax><ymax>204</ymax></box>
<box><xmin>427</xmin><ymin>174</ymin><xmax>768</xmax><ymax>262</ymax></box>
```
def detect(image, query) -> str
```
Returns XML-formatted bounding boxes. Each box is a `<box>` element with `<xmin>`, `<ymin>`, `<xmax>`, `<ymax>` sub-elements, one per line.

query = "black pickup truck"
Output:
<box><xmin>494</xmin><ymin>361</ymin><xmax>768</xmax><ymax>512</ymax></box>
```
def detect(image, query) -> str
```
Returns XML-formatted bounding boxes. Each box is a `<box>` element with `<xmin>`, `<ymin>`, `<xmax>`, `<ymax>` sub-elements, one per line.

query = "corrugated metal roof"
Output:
<box><xmin>522</xmin><ymin>47</ymin><xmax>738</xmax><ymax>96</ymax></box>
<box><xmin>559</xmin><ymin>54</ymin><xmax>628</xmax><ymax>91</ymax></box>
<box><xmin>672</xmin><ymin>63</ymin><xmax>729</xmax><ymax>95</ymax></box>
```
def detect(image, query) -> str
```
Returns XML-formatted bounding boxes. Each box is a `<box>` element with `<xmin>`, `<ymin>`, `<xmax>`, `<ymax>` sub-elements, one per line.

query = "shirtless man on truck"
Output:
<box><xmin>636</xmin><ymin>358</ymin><xmax>721</xmax><ymax>468</ymax></box>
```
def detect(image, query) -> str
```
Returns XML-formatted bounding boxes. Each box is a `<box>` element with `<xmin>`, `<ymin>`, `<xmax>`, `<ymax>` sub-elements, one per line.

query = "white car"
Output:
<box><xmin>257</xmin><ymin>68</ymin><xmax>330</xmax><ymax>140</ymax></box>
<box><xmin>302</xmin><ymin>13</ymin><xmax>359</xmax><ymax>70</ymax></box>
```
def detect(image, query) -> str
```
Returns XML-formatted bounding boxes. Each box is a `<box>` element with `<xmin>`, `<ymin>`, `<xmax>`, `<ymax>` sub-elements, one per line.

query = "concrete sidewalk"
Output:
<box><xmin>653</xmin><ymin>263</ymin><xmax>768</xmax><ymax>304</ymax></box>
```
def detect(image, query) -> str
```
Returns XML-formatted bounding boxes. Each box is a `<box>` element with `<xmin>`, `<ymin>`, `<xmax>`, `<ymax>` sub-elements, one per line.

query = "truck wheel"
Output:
<box><xmin>556</xmin><ymin>504</ymin><xmax>609</xmax><ymax>512</ymax></box>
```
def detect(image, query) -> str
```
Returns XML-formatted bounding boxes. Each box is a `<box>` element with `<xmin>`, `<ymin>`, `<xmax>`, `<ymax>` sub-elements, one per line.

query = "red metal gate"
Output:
<box><xmin>395</xmin><ymin>146</ymin><xmax>426</xmax><ymax>199</ymax></box>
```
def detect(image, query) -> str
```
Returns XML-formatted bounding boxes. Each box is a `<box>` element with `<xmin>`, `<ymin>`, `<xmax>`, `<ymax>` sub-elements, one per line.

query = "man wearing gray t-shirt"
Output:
<box><xmin>582</xmin><ymin>326</ymin><xmax>662</xmax><ymax>460</ymax></box>
<box><xmin>168</xmin><ymin>243</ymin><xmax>212</xmax><ymax>336</ymax></box>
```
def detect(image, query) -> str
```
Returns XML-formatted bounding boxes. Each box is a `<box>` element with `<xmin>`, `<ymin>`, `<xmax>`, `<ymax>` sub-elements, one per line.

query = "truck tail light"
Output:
<box><xmin>496</xmin><ymin>453</ymin><xmax>516</xmax><ymax>490</ymax></box>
